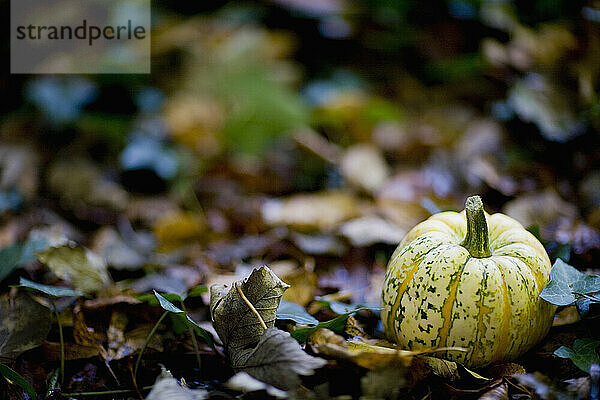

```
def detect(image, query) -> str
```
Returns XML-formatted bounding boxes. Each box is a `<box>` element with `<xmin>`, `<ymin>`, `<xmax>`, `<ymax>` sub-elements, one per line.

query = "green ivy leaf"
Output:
<box><xmin>186</xmin><ymin>285</ymin><xmax>208</xmax><ymax>298</ymax></box>
<box><xmin>0</xmin><ymin>363</ymin><xmax>37</xmax><ymax>400</ymax></box>
<box><xmin>0</xmin><ymin>238</ymin><xmax>48</xmax><ymax>283</ymax></box>
<box><xmin>154</xmin><ymin>291</ymin><xmax>184</xmax><ymax>313</ymax></box>
<box><xmin>276</xmin><ymin>300</ymin><xmax>318</xmax><ymax>325</ymax></box>
<box><xmin>137</xmin><ymin>292</ymin><xmax>183</xmax><ymax>306</ymax></box>
<box><xmin>554</xmin><ymin>338</ymin><xmax>600</xmax><ymax>373</ymax></box>
<box><xmin>540</xmin><ymin>259</ymin><xmax>600</xmax><ymax>306</ymax></box>
<box><xmin>153</xmin><ymin>291</ymin><xmax>214</xmax><ymax>347</ymax></box>
<box><xmin>291</xmin><ymin>308</ymin><xmax>367</xmax><ymax>343</ymax></box>
<box><xmin>137</xmin><ymin>286</ymin><xmax>207</xmax><ymax>306</ymax></box>
<box><xmin>17</xmin><ymin>277</ymin><xmax>83</xmax><ymax>298</ymax></box>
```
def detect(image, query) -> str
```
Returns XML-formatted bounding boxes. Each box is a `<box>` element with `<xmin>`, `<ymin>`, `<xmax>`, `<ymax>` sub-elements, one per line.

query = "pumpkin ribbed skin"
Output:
<box><xmin>381</xmin><ymin>205</ymin><xmax>556</xmax><ymax>368</ymax></box>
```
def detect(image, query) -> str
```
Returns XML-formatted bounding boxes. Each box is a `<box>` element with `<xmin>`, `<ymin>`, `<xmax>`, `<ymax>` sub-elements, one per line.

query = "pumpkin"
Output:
<box><xmin>381</xmin><ymin>195</ymin><xmax>556</xmax><ymax>367</ymax></box>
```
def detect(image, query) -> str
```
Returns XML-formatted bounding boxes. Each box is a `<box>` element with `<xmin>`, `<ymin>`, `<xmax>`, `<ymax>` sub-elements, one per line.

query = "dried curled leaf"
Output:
<box><xmin>231</xmin><ymin>328</ymin><xmax>326</xmax><ymax>390</ymax></box>
<box><xmin>0</xmin><ymin>292</ymin><xmax>52</xmax><ymax>358</ymax></box>
<box><xmin>479</xmin><ymin>382</ymin><xmax>509</xmax><ymax>400</ymax></box>
<box><xmin>309</xmin><ymin>331</ymin><xmax>413</xmax><ymax>370</ymax></box>
<box><xmin>36</xmin><ymin>243</ymin><xmax>112</xmax><ymax>294</ymax></box>
<box><xmin>210</xmin><ymin>266</ymin><xmax>289</xmax><ymax>352</ymax></box>
<box><xmin>211</xmin><ymin>267</ymin><xmax>325</xmax><ymax>390</ymax></box>
<box><xmin>146</xmin><ymin>367</ymin><xmax>208</xmax><ymax>400</ymax></box>
<box><xmin>262</xmin><ymin>191</ymin><xmax>360</xmax><ymax>231</ymax></box>
<box><xmin>226</xmin><ymin>371</ymin><xmax>288</xmax><ymax>398</ymax></box>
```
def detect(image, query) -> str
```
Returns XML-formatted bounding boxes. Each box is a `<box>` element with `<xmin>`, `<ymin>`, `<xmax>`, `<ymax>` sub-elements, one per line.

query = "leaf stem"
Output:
<box><xmin>460</xmin><ymin>195</ymin><xmax>491</xmax><ymax>258</ymax></box>
<box><xmin>50</xmin><ymin>298</ymin><xmax>65</xmax><ymax>386</ymax></box>
<box><xmin>236</xmin><ymin>283</ymin><xmax>267</xmax><ymax>331</ymax></box>
<box><xmin>60</xmin><ymin>385</ymin><xmax>154</xmax><ymax>397</ymax></box>
<box><xmin>134</xmin><ymin>311</ymin><xmax>168</xmax><ymax>379</ymax></box>
<box><xmin>180</xmin><ymin>302</ymin><xmax>202</xmax><ymax>372</ymax></box>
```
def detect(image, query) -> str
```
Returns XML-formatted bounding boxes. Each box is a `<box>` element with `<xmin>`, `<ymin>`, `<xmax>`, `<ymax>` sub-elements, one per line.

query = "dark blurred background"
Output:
<box><xmin>1</xmin><ymin>0</ymin><xmax>600</xmax><ymax>267</ymax></box>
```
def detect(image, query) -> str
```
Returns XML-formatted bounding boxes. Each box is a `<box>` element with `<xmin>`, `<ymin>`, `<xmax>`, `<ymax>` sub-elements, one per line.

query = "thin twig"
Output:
<box><xmin>181</xmin><ymin>301</ymin><xmax>202</xmax><ymax>372</ymax></box>
<box><xmin>60</xmin><ymin>385</ymin><xmax>154</xmax><ymax>397</ymax></box>
<box><xmin>50</xmin><ymin>298</ymin><xmax>65</xmax><ymax>386</ymax></box>
<box><xmin>236</xmin><ymin>283</ymin><xmax>267</xmax><ymax>331</ymax></box>
<box><xmin>134</xmin><ymin>311</ymin><xmax>169</xmax><ymax>379</ymax></box>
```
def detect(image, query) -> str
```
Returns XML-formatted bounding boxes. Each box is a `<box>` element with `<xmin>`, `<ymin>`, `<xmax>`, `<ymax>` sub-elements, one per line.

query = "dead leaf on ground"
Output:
<box><xmin>565</xmin><ymin>376</ymin><xmax>591</xmax><ymax>399</ymax></box>
<box><xmin>210</xmin><ymin>266</ymin><xmax>289</xmax><ymax>352</ymax></box>
<box><xmin>271</xmin><ymin>260</ymin><xmax>317</xmax><ymax>307</ymax></box>
<box><xmin>0</xmin><ymin>292</ymin><xmax>52</xmax><ymax>358</ymax></box>
<box><xmin>262</xmin><ymin>191</ymin><xmax>360</xmax><ymax>231</ymax></box>
<box><xmin>508</xmin><ymin>75</ymin><xmax>582</xmax><ymax>142</ymax></box>
<box><xmin>0</xmin><ymin>143</ymin><xmax>39</xmax><ymax>200</ymax></box>
<box><xmin>486</xmin><ymin>363</ymin><xmax>526</xmax><ymax>378</ymax></box>
<box><xmin>339</xmin><ymin>216</ymin><xmax>405</xmax><ymax>247</ymax></box>
<box><xmin>478</xmin><ymin>382</ymin><xmax>509</xmax><ymax>400</ymax></box>
<box><xmin>36</xmin><ymin>243</ymin><xmax>112</xmax><ymax>294</ymax></box>
<box><xmin>231</xmin><ymin>327</ymin><xmax>326</xmax><ymax>390</ymax></box>
<box><xmin>553</xmin><ymin>306</ymin><xmax>581</xmax><ymax>327</ymax></box>
<box><xmin>376</xmin><ymin>197</ymin><xmax>431</xmax><ymax>232</ymax></box>
<box><xmin>47</xmin><ymin>158</ymin><xmax>128</xmax><ymax>211</ymax></box>
<box><xmin>291</xmin><ymin>232</ymin><xmax>347</xmax><ymax>256</ymax></box>
<box><xmin>503</xmin><ymin>189</ymin><xmax>577</xmax><ymax>232</ymax></box>
<box><xmin>226</xmin><ymin>371</ymin><xmax>288</xmax><ymax>398</ymax></box>
<box><xmin>145</xmin><ymin>367</ymin><xmax>208</xmax><ymax>400</ymax></box>
<box><xmin>91</xmin><ymin>227</ymin><xmax>150</xmax><ymax>271</ymax></box>
<box><xmin>308</xmin><ymin>328</ymin><xmax>413</xmax><ymax>370</ymax></box>
<box><xmin>42</xmin><ymin>341</ymin><xmax>100</xmax><ymax>361</ymax></box>
<box><xmin>416</xmin><ymin>356</ymin><xmax>490</xmax><ymax>383</ymax></box>
<box><xmin>340</xmin><ymin>144</ymin><xmax>390</xmax><ymax>193</ymax></box>
<box><xmin>153</xmin><ymin>210</ymin><xmax>206</xmax><ymax>252</ymax></box>
<box><xmin>210</xmin><ymin>266</ymin><xmax>326</xmax><ymax>390</ymax></box>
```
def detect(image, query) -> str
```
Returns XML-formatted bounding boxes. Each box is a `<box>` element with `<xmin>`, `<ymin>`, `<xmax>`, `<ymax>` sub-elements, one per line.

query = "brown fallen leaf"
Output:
<box><xmin>106</xmin><ymin>310</ymin><xmax>128</xmax><ymax>360</ymax></box>
<box><xmin>308</xmin><ymin>329</ymin><xmax>413</xmax><ymax>370</ymax></box>
<box><xmin>210</xmin><ymin>266</ymin><xmax>289</xmax><ymax>352</ymax></box>
<box><xmin>339</xmin><ymin>216</ymin><xmax>405</xmax><ymax>247</ymax></box>
<box><xmin>340</xmin><ymin>144</ymin><xmax>390</xmax><ymax>193</ymax></box>
<box><xmin>145</xmin><ymin>367</ymin><xmax>208</xmax><ymax>400</ymax></box>
<box><xmin>0</xmin><ymin>292</ymin><xmax>52</xmax><ymax>359</ymax></box>
<box><xmin>486</xmin><ymin>363</ymin><xmax>526</xmax><ymax>378</ymax></box>
<box><xmin>47</xmin><ymin>158</ymin><xmax>128</xmax><ymax>211</ymax></box>
<box><xmin>565</xmin><ymin>376</ymin><xmax>590</xmax><ymax>399</ymax></box>
<box><xmin>271</xmin><ymin>260</ymin><xmax>317</xmax><ymax>307</ymax></box>
<box><xmin>210</xmin><ymin>266</ymin><xmax>325</xmax><ymax>390</ymax></box>
<box><xmin>36</xmin><ymin>243</ymin><xmax>113</xmax><ymax>294</ymax></box>
<box><xmin>261</xmin><ymin>191</ymin><xmax>360</xmax><ymax>231</ymax></box>
<box><xmin>553</xmin><ymin>306</ymin><xmax>581</xmax><ymax>327</ymax></box>
<box><xmin>344</xmin><ymin>315</ymin><xmax>368</xmax><ymax>338</ymax></box>
<box><xmin>416</xmin><ymin>356</ymin><xmax>490</xmax><ymax>383</ymax></box>
<box><xmin>42</xmin><ymin>341</ymin><xmax>100</xmax><ymax>361</ymax></box>
<box><xmin>479</xmin><ymin>382</ymin><xmax>509</xmax><ymax>400</ymax></box>
<box><xmin>226</xmin><ymin>371</ymin><xmax>288</xmax><ymax>398</ymax></box>
<box><xmin>231</xmin><ymin>327</ymin><xmax>326</xmax><ymax>390</ymax></box>
<box><xmin>153</xmin><ymin>210</ymin><xmax>206</xmax><ymax>252</ymax></box>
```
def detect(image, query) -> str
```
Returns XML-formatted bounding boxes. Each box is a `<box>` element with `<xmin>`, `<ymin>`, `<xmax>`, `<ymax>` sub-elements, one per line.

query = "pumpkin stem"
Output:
<box><xmin>461</xmin><ymin>195</ymin><xmax>491</xmax><ymax>258</ymax></box>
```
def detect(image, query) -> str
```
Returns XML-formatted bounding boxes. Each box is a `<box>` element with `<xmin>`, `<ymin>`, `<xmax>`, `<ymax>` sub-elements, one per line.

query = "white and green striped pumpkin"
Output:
<box><xmin>381</xmin><ymin>195</ymin><xmax>556</xmax><ymax>367</ymax></box>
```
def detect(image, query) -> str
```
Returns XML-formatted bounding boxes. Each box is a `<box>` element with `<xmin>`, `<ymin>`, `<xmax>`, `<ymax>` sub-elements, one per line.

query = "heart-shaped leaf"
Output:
<box><xmin>276</xmin><ymin>300</ymin><xmax>318</xmax><ymax>325</ymax></box>
<box><xmin>540</xmin><ymin>259</ymin><xmax>600</xmax><ymax>306</ymax></box>
<box><xmin>18</xmin><ymin>277</ymin><xmax>83</xmax><ymax>298</ymax></box>
<box><xmin>554</xmin><ymin>338</ymin><xmax>600</xmax><ymax>373</ymax></box>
